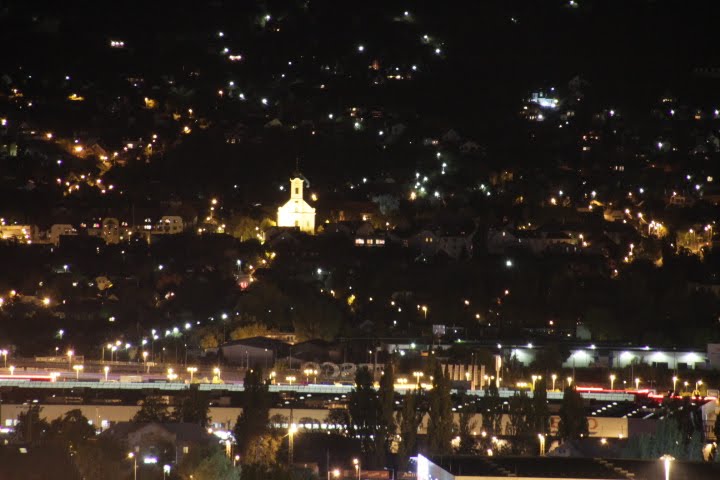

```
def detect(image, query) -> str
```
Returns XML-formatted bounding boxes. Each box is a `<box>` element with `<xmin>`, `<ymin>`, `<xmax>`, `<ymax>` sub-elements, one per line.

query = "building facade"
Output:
<box><xmin>277</xmin><ymin>176</ymin><xmax>316</xmax><ymax>234</ymax></box>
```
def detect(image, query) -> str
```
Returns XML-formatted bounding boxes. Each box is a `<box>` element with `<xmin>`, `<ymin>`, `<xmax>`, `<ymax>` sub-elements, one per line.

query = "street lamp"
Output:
<box><xmin>551</xmin><ymin>374</ymin><xmax>557</xmax><ymax>391</ymax></box>
<box><xmin>128</xmin><ymin>452</ymin><xmax>137</xmax><ymax>480</ymax></box>
<box><xmin>288</xmin><ymin>423</ymin><xmax>298</xmax><ymax>465</ymax></box>
<box><xmin>286</xmin><ymin>375</ymin><xmax>296</xmax><ymax>385</ymax></box>
<box><xmin>8</xmin><ymin>365</ymin><xmax>14</xmax><ymax>376</ymax></box>
<box><xmin>353</xmin><ymin>458</ymin><xmax>361</xmax><ymax>480</ymax></box>
<box><xmin>67</xmin><ymin>349</ymin><xmax>74</xmax><ymax>368</ymax></box>
<box><xmin>413</xmin><ymin>371</ymin><xmax>423</xmax><ymax>387</ymax></box>
<box><xmin>566</xmin><ymin>376</ymin><xmax>573</xmax><ymax>388</ymax></box>
<box><xmin>73</xmin><ymin>364</ymin><xmax>84</xmax><ymax>380</ymax></box>
<box><xmin>332</xmin><ymin>468</ymin><xmax>341</xmax><ymax>478</ymax></box>
<box><xmin>213</xmin><ymin>367</ymin><xmax>221</xmax><ymax>381</ymax></box>
<box><xmin>0</xmin><ymin>349</ymin><xmax>7</xmax><ymax>367</ymax></box>
<box><xmin>635</xmin><ymin>378</ymin><xmax>640</xmax><ymax>390</ymax></box>
<box><xmin>421</xmin><ymin>305</ymin><xmax>428</xmax><ymax>319</ymax></box>
<box><xmin>610</xmin><ymin>374</ymin><xmax>616</xmax><ymax>391</ymax></box>
<box><xmin>187</xmin><ymin>366</ymin><xmax>198</xmax><ymax>382</ymax></box>
<box><xmin>695</xmin><ymin>380</ymin><xmax>703</xmax><ymax>393</ymax></box>
<box><xmin>104</xmin><ymin>366</ymin><xmax>110</xmax><ymax>381</ymax></box>
<box><xmin>142</xmin><ymin>351</ymin><xmax>149</xmax><ymax>373</ymax></box>
<box><xmin>660</xmin><ymin>454</ymin><xmax>674</xmax><ymax>480</ymax></box>
<box><xmin>672</xmin><ymin>376</ymin><xmax>678</xmax><ymax>392</ymax></box>
<box><xmin>538</xmin><ymin>433</ymin><xmax>546</xmax><ymax>456</ymax></box>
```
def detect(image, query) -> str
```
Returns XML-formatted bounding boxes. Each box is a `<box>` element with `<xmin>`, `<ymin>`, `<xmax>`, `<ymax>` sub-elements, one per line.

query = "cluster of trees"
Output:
<box><xmin>231</xmin><ymin>367</ymin><xmax>306</xmax><ymax>479</ymax></box>
<box><xmin>132</xmin><ymin>385</ymin><xmax>211</xmax><ymax>426</ymax></box>
<box><xmin>343</xmin><ymin>361</ymin><xmax>598</xmax><ymax>468</ymax></box>
<box><xmin>622</xmin><ymin>396</ymin><xmax>710</xmax><ymax>462</ymax></box>
<box><xmin>13</xmin><ymin>406</ymin><xmax>129</xmax><ymax>479</ymax></box>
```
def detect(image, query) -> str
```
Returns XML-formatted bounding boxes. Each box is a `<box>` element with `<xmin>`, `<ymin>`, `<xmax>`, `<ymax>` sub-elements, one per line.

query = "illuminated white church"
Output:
<box><xmin>277</xmin><ymin>174</ymin><xmax>316</xmax><ymax>234</ymax></box>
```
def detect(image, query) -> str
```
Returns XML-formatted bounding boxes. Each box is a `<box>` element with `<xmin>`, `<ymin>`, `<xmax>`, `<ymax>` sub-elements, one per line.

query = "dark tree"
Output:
<box><xmin>480</xmin><ymin>381</ymin><xmax>503</xmax><ymax>435</ymax></box>
<box><xmin>506</xmin><ymin>391</ymin><xmax>532</xmax><ymax>437</ymax></box>
<box><xmin>348</xmin><ymin>366</ymin><xmax>380</xmax><ymax>461</ymax></box>
<box><xmin>457</xmin><ymin>395</ymin><xmax>477</xmax><ymax>454</ymax></box>
<box><xmin>178</xmin><ymin>444</ymin><xmax>240</xmax><ymax>480</ymax></box>
<box><xmin>14</xmin><ymin>405</ymin><xmax>49</xmax><ymax>445</ymax></box>
<box><xmin>396</xmin><ymin>389</ymin><xmax>424</xmax><ymax>471</ymax></box>
<box><xmin>173</xmin><ymin>384</ymin><xmax>211</xmax><ymax>426</ymax></box>
<box><xmin>557</xmin><ymin>386</ymin><xmax>588</xmax><ymax>441</ymax></box>
<box><xmin>531</xmin><ymin>382</ymin><xmax>550</xmax><ymax>435</ymax></box>
<box><xmin>375</xmin><ymin>362</ymin><xmax>396</xmax><ymax>462</ymax></box>
<box><xmin>427</xmin><ymin>363</ymin><xmax>454</xmax><ymax>455</ymax></box>
<box><xmin>47</xmin><ymin>409</ymin><xmax>96</xmax><ymax>447</ymax></box>
<box><xmin>234</xmin><ymin>368</ymin><xmax>271</xmax><ymax>459</ymax></box>
<box><xmin>132</xmin><ymin>396</ymin><xmax>171</xmax><ymax>423</ymax></box>
<box><xmin>74</xmin><ymin>438</ymin><xmax>127</xmax><ymax>480</ymax></box>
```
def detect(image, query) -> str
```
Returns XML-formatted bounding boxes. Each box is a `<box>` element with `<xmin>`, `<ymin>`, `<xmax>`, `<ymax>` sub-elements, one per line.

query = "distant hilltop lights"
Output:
<box><xmin>529</xmin><ymin>91</ymin><xmax>559</xmax><ymax>109</ymax></box>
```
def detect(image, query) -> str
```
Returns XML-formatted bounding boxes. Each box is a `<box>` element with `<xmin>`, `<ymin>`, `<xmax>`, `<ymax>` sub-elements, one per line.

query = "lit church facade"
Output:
<box><xmin>277</xmin><ymin>175</ymin><xmax>316</xmax><ymax>234</ymax></box>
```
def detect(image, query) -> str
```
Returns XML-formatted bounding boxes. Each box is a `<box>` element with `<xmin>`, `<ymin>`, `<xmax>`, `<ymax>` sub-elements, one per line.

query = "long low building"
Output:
<box><xmin>417</xmin><ymin>455</ymin><xmax>720</xmax><ymax>480</ymax></box>
<box><xmin>0</xmin><ymin>403</ymin><xmax>662</xmax><ymax>440</ymax></box>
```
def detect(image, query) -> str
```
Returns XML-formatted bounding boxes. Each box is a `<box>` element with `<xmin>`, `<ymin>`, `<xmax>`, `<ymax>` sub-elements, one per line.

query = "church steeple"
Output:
<box><xmin>290</xmin><ymin>177</ymin><xmax>304</xmax><ymax>200</ymax></box>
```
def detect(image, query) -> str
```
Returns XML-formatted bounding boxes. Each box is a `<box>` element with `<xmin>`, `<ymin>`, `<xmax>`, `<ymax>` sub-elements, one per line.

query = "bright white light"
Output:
<box><xmin>505</xmin><ymin>259</ymin><xmax>513</xmax><ymax>267</ymax></box>
<box><xmin>357</xmin><ymin>45</ymin><xmax>365</xmax><ymax>52</ymax></box>
<box><xmin>218</xmin><ymin>32</ymin><xmax>224</xmax><ymax>37</ymax></box>
<box><xmin>261</xmin><ymin>98</ymin><xmax>268</xmax><ymax>105</ymax></box>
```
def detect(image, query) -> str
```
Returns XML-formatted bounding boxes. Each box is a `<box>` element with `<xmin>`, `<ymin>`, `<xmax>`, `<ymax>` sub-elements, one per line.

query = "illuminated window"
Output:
<box><xmin>183</xmin><ymin>446</ymin><xmax>189</xmax><ymax>454</ymax></box>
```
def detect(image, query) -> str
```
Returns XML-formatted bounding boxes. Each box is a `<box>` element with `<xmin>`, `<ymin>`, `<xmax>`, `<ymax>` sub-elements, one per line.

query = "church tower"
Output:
<box><xmin>277</xmin><ymin>174</ymin><xmax>316</xmax><ymax>234</ymax></box>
